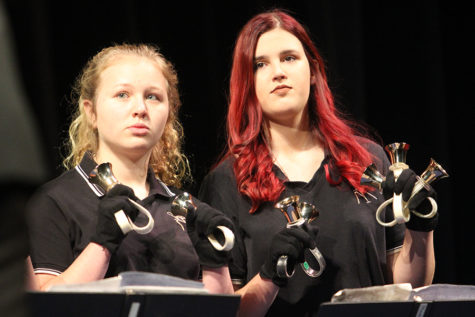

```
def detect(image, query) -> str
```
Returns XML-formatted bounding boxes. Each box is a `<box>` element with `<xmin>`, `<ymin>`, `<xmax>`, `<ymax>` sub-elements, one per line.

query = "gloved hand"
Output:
<box><xmin>382</xmin><ymin>169</ymin><xmax>438</xmax><ymax>231</ymax></box>
<box><xmin>260</xmin><ymin>225</ymin><xmax>316</xmax><ymax>287</ymax></box>
<box><xmin>91</xmin><ymin>184</ymin><xmax>139</xmax><ymax>253</ymax></box>
<box><xmin>186</xmin><ymin>202</ymin><xmax>235</xmax><ymax>268</ymax></box>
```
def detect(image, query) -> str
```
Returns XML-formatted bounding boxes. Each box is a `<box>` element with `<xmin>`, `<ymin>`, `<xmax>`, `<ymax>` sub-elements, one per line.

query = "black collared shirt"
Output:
<box><xmin>199</xmin><ymin>140</ymin><xmax>405</xmax><ymax>316</ymax></box>
<box><xmin>27</xmin><ymin>153</ymin><xmax>200</xmax><ymax>280</ymax></box>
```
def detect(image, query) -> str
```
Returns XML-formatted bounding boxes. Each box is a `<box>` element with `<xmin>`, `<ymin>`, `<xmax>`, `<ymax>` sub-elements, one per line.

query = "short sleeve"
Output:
<box><xmin>26</xmin><ymin>188</ymin><xmax>74</xmax><ymax>275</ymax></box>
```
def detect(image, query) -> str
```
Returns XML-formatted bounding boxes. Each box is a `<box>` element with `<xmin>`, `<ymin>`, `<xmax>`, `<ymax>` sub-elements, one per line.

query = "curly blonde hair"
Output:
<box><xmin>63</xmin><ymin>43</ymin><xmax>190</xmax><ymax>187</ymax></box>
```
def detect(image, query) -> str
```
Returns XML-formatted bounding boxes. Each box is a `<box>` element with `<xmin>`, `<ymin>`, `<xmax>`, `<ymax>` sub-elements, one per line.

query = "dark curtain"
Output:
<box><xmin>3</xmin><ymin>0</ymin><xmax>473</xmax><ymax>290</ymax></box>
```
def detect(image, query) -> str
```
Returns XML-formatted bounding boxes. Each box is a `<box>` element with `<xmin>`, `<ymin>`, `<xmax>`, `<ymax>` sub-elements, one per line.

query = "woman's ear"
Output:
<box><xmin>310</xmin><ymin>73</ymin><xmax>317</xmax><ymax>85</ymax></box>
<box><xmin>82</xmin><ymin>99</ymin><xmax>97</xmax><ymax>129</ymax></box>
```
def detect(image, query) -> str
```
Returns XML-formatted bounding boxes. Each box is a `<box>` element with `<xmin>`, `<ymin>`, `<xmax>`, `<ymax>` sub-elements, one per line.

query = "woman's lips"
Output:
<box><xmin>271</xmin><ymin>85</ymin><xmax>292</xmax><ymax>94</ymax></box>
<box><xmin>128</xmin><ymin>124</ymin><xmax>149</xmax><ymax>135</ymax></box>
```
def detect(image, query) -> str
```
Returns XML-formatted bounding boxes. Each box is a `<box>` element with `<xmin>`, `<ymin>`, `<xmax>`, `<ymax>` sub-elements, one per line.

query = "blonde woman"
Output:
<box><xmin>26</xmin><ymin>44</ymin><xmax>234</xmax><ymax>293</ymax></box>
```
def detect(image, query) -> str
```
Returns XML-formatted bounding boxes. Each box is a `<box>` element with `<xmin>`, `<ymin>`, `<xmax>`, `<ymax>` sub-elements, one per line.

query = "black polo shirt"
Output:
<box><xmin>27</xmin><ymin>153</ymin><xmax>200</xmax><ymax>280</ymax></box>
<box><xmin>199</xmin><ymin>140</ymin><xmax>405</xmax><ymax>316</ymax></box>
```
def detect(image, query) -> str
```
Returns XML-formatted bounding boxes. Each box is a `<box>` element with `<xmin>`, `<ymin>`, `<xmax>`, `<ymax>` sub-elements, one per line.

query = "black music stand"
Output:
<box><xmin>28</xmin><ymin>291</ymin><xmax>240</xmax><ymax>317</ymax></box>
<box><xmin>317</xmin><ymin>300</ymin><xmax>475</xmax><ymax>317</ymax></box>
<box><xmin>317</xmin><ymin>301</ymin><xmax>422</xmax><ymax>317</ymax></box>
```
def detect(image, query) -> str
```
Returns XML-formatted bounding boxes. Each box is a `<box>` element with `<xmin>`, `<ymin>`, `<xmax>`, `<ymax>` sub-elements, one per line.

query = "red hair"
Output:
<box><xmin>225</xmin><ymin>10</ymin><xmax>374</xmax><ymax>213</ymax></box>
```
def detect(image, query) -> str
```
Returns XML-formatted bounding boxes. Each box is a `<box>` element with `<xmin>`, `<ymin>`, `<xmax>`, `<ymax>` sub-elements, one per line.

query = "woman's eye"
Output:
<box><xmin>117</xmin><ymin>92</ymin><xmax>128</xmax><ymax>99</ymax></box>
<box><xmin>255</xmin><ymin>62</ymin><xmax>266</xmax><ymax>70</ymax></box>
<box><xmin>284</xmin><ymin>55</ymin><xmax>296</xmax><ymax>62</ymax></box>
<box><xmin>146</xmin><ymin>94</ymin><xmax>160</xmax><ymax>101</ymax></box>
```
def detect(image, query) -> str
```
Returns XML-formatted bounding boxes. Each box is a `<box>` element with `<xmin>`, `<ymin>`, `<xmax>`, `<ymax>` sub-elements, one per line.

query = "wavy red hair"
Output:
<box><xmin>225</xmin><ymin>10</ymin><xmax>374</xmax><ymax>213</ymax></box>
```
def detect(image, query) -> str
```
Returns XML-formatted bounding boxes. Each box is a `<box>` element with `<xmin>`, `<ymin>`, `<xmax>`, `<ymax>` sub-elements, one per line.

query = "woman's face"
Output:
<box><xmin>86</xmin><ymin>54</ymin><xmax>169</xmax><ymax>161</ymax></box>
<box><xmin>254</xmin><ymin>28</ymin><xmax>312</xmax><ymax>126</ymax></box>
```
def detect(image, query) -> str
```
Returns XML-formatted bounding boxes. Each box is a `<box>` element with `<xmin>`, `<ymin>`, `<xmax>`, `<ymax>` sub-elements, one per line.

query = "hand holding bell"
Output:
<box><xmin>274</xmin><ymin>196</ymin><xmax>326</xmax><ymax>278</ymax></box>
<box><xmin>89</xmin><ymin>163</ymin><xmax>154</xmax><ymax>235</ymax></box>
<box><xmin>361</xmin><ymin>157</ymin><xmax>448</xmax><ymax>227</ymax></box>
<box><xmin>171</xmin><ymin>192</ymin><xmax>235</xmax><ymax>251</ymax></box>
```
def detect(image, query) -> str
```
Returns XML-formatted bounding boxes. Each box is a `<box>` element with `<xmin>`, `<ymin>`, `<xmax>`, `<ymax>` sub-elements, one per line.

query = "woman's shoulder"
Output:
<box><xmin>204</xmin><ymin>156</ymin><xmax>236</xmax><ymax>181</ymax></box>
<box><xmin>356</xmin><ymin>137</ymin><xmax>385</xmax><ymax>157</ymax></box>
<box><xmin>26</xmin><ymin>169</ymin><xmax>83</xmax><ymax>221</ymax></box>
<box><xmin>28</xmin><ymin>167</ymin><xmax>90</xmax><ymax>206</ymax></box>
<box><xmin>355</xmin><ymin>136</ymin><xmax>389</xmax><ymax>171</ymax></box>
<box><xmin>199</xmin><ymin>156</ymin><xmax>238</xmax><ymax>197</ymax></box>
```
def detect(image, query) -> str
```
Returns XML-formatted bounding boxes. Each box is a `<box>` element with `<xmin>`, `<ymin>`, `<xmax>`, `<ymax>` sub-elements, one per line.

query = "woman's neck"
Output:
<box><xmin>267</xmin><ymin>120</ymin><xmax>317</xmax><ymax>155</ymax></box>
<box><xmin>266</xmin><ymin>120</ymin><xmax>324</xmax><ymax>182</ymax></box>
<box><xmin>94</xmin><ymin>149</ymin><xmax>151</xmax><ymax>199</ymax></box>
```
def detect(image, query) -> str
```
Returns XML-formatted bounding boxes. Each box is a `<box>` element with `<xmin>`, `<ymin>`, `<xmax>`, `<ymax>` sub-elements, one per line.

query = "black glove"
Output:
<box><xmin>91</xmin><ymin>184</ymin><xmax>139</xmax><ymax>253</ymax></box>
<box><xmin>382</xmin><ymin>169</ymin><xmax>438</xmax><ymax>232</ymax></box>
<box><xmin>260</xmin><ymin>225</ymin><xmax>316</xmax><ymax>287</ymax></box>
<box><xmin>186</xmin><ymin>202</ymin><xmax>235</xmax><ymax>268</ymax></box>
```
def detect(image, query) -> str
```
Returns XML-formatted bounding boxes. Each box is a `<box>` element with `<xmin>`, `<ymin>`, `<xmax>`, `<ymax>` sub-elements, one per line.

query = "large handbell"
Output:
<box><xmin>274</xmin><ymin>196</ymin><xmax>326</xmax><ymax>279</ymax></box>
<box><xmin>89</xmin><ymin>163</ymin><xmax>154</xmax><ymax>235</ymax></box>
<box><xmin>171</xmin><ymin>193</ymin><xmax>235</xmax><ymax>251</ymax></box>
<box><xmin>385</xmin><ymin>142</ymin><xmax>410</xmax><ymax>170</ymax></box>
<box><xmin>384</xmin><ymin>142</ymin><xmax>411</xmax><ymax>224</ymax></box>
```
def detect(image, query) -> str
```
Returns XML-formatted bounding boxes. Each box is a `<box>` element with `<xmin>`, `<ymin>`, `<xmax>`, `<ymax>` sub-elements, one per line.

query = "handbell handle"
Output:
<box><xmin>274</xmin><ymin>196</ymin><xmax>324</xmax><ymax>278</ymax></box>
<box><xmin>89</xmin><ymin>162</ymin><xmax>154</xmax><ymax>235</ymax></box>
<box><xmin>362</xmin><ymin>163</ymin><xmax>410</xmax><ymax>227</ymax></box>
<box><xmin>171</xmin><ymin>193</ymin><xmax>235</xmax><ymax>252</ymax></box>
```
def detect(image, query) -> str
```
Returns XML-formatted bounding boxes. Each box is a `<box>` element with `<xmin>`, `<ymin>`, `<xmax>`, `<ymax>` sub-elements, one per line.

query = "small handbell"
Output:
<box><xmin>171</xmin><ymin>192</ymin><xmax>197</xmax><ymax>217</ymax></box>
<box><xmin>89</xmin><ymin>162</ymin><xmax>119</xmax><ymax>193</ymax></box>
<box><xmin>89</xmin><ymin>162</ymin><xmax>154</xmax><ymax>235</ymax></box>
<box><xmin>274</xmin><ymin>196</ymin><xmax>319</xmax><ymax>225</ymax></box>
<box><xmin>401</xmin><ymin>158</ymin><xmax>450</xmax><ymax>199</ymax></box>
<box><xmin>275</xmin><ymin>195</ymin><xmax>301</xmax><ymax>224</ymax></box>
<box><xmin>171</xmin><ymin>192</ymin><xmax>235</xmax><ymax>252</ymax></box>
<box><xmin>274</xmin><ymin>196</ymin><xmax>325</xmax><ymax>278</ymax></box>
<box><xmin>360</xmin><ymin>163</ymin><xmax>385</xmax><ymax>190</ymax></box>
<box><xmin>420</xmin><ymin>158</ymin><xmax>449</xmax><ymax>185</ymax></box>
<box><xmin>298</xmin><ymin>202</ymin><xmax>319</xmax><ymax>223</ymax></box>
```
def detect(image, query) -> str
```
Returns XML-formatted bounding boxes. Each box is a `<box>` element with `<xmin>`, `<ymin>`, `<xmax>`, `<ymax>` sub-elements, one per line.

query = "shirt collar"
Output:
<box><xmin>75</xmin><ymin>152</ymin><xmax>175</xmax><ymax>198</ymax></box>
<box><xmin>273</xmin><ymin>151</ymin><xmax>332</xmax><ymax>182</ymax></box>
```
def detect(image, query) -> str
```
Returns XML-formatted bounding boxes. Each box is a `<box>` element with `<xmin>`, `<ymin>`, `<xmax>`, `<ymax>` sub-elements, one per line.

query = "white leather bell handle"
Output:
<box><xmin>207</xmin><ymin>225</ymin><xmax>235</xmax><ymax>251</ymax></box>
<box><xmin>114</xmin><ymin>198</ymin><xmax>154</xmax><ymax>235</ymax></box>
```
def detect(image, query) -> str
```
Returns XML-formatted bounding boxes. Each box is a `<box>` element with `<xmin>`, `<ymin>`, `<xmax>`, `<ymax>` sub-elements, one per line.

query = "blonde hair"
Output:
<box><xmin>63</xmin><ymin>43</ymin><xmax>190</xmax><ymax>187</ymax></box>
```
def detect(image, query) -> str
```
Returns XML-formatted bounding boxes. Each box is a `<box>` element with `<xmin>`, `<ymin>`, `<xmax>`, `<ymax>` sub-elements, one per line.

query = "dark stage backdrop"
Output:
<box><xmin>3</xmin><ymin>0</ymin><xmax>473</xmax><ymax>289</ymax></box>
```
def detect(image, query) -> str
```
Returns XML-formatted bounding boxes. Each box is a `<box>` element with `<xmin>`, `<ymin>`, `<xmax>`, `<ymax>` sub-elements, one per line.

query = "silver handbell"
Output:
<box><xmin>385</xmin><ymin>142</ymin><xmax>410</xmax><ymax>168</ymax></box>
<box><xmin>274</xmin><ymin>196</ymin><xmax>326</xmax><ymax>279</ymax></box>
<box><xmin>89</xmin><ymin>163</ymin><xmax>154</xmax><ymax>235</ymax></box>
<box><xmin>384</xmin><ymin>142</ymin><xmax>411</xmax><ymax>224</ymax></box>
<box><xmin>171</xmin><ymin>193</ymin><xmax>235</xmax><ymax>252</ymax></box>
<box><xmin>407</xmin><ymin>158</ymin><xmax>449</xmax><ymax>218</ymax></box>
<box><xmin>360</xmin><ymin>163</ymin><xmax>385</xmax><ymax>191</ymax></box>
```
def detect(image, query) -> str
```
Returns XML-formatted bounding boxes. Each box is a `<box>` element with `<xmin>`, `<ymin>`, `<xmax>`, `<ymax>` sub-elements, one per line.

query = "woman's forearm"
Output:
<box><xmin>392</xmin><ymin>230</ymin><xmax>435</xmax><ymax>288</ymax></box>
<box><xmin>235</xmin><ymin>274</ymin><xmax>279</xmax><ymax>317</ymax></box>
<box><xmin>36</xmin><ymin>242</ymin><xmax>111</xmax><ymax>291</ymax></box>
<box><xmin>202</xmin><ymin>266</ymin><xmax>234</xmax><ymax>294</ymax></box>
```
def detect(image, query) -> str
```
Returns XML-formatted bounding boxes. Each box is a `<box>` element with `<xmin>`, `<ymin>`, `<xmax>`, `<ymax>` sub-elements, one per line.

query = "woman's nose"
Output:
<box><xmin>133</xmin><ymin>97</ymin><xmax>148</xmax><ymax>118</ymax></box>
<box><xmin>272</xmin><ymin>63</ymin><xmax>286</xmax><ymax>81</ymax></box>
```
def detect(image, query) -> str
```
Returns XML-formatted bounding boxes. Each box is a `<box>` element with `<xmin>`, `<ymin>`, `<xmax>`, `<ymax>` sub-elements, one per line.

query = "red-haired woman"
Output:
<box><xmin>199</xmin><ymin>9</ymin><xmax>437</xmax><ymax>316</ymax></box>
